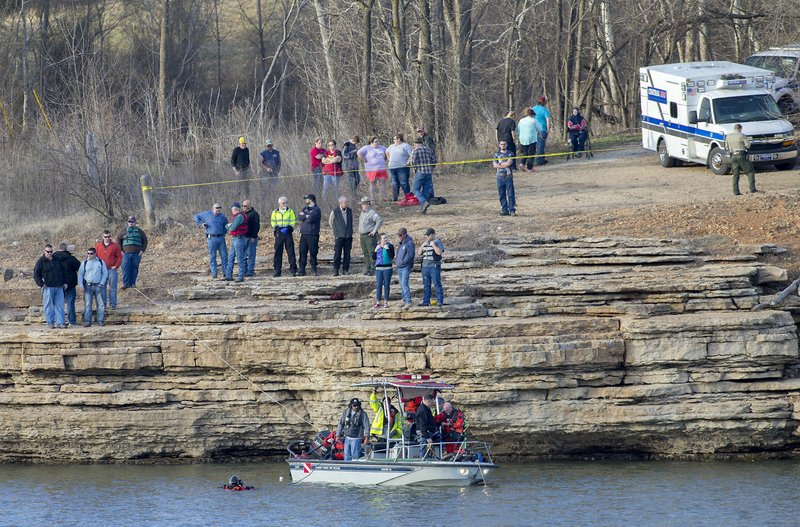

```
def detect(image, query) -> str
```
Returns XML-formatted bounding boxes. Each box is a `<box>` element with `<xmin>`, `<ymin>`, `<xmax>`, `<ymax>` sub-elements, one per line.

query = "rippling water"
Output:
<box><xmin>1</xmin><ymin>460</ymin><xmax>799</xmax><ymax>526</ymax></box>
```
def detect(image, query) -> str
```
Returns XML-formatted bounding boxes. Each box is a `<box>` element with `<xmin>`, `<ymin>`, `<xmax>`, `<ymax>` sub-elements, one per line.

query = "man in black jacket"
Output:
<box><xmin>415</xmin><ymin>394</ymin><xmax>439</xmax><ymax>458</ymax></box>
<box><xmin>242</xmin><ymin>200</ymin><xmax>260</xmax><ymax>277</ymax></box>
<box><xmin>328</xmin><ymin>195</ymin><xmax>353</xmax><ymax>276</ymax></box>
<box><xmin>34</xmin><ymin>244</ymin><xmax>67</xmax><ymax>329</ymax></box>
<box><xmin>297</xmin><ymin>193</ymin><xmax>321</xmax><ymax>276</ymax></box>
<box><xmin>231</xmin><ymin>136</ymin><xmax>251</xmax><ymax>195</ymax></box>
<box><xmin>53</xmin><ymin>242</ymin><xmax>81</xmax><ymax>327</ymax></box>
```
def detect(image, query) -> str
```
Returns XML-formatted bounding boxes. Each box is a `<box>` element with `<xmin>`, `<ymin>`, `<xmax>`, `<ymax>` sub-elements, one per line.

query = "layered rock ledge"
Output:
<box><xmin>1</xmin><ymin>236</ymin><xmax>799</xmax><ymax>462</ymax></box>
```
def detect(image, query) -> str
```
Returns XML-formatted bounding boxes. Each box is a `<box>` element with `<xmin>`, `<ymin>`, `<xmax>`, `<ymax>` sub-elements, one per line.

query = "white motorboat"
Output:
<box><xmin>286</xmin><ymin>375</ymin><xmax>499</xmax><ymax>486</ymax></box>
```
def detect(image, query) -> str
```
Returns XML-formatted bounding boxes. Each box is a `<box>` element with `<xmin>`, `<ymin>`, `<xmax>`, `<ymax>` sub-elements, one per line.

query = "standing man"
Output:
<box><xmin>78</xmin><ymin>247</ymin><xmax>108</xmax><ymax>327</ymax></box>
<box><xmin>117</xmin><ymin>216</ymin><xmax>147</xmax><ymax>289</ymax></box>
<box><xmin>417</xmin><ymin>227</ymin><xmax>445</xmax><ymax>307</ymax></box>
<box><xmin>493</xmin><ymin>141</ymin><xmax>517</xmax><ymax>216</ymax></box>
<box><xmin>95</xmin><ymin>230</ymin><xmax>122</xmax><ymax>310</ymax></box>
<box><xmin>231</xmin><ymin>136</ymin><xmax>251</xmax><ymax>195</ymax></box>
<box><xmin>496</xmin><ymin>111</ymin><xmax>518</xmax><ymax>170</ymax></box>
<box><xmin>34</xmin><ymin>244</ymin><xmax>66</xmax><ymax>329</ymax></box>
<box><xmin>410</xmin><ymin>137</ymin><xmax>437</xmax><ymax>215</ymax></box>
<box><xmin>725</xmin><ymin>123</ymin><xmax>758</xmax><ymax>195</ymax></box>
<box><xmin>532</xmin><ymin>97</ymin><xmax>551</xmax><ymax>166</ymax></box>
<box><xmin>225</xmin><ymin>202</ymin><xmax>248</xmax><ymax>282</ymax></box>
<box><xmin>193</xmin><ymin>203</ymin><xmax>229</xmax><ymax>278</ymax></box>
<box><xmin>415</xmin><ymin>394</ymin><xmax>438</xmax><ymax>457</ymax></box>
<box><xmin>342</xmin><ymin>135</ymin><xmax>361</xmax><ymax>194</ymax></box>
<box><xmin>297</xmin><ymin>193</ymin><xmax>321</xmax><ymax>276</ymax></box>
<box><xmin>329</xmin><ymin>195</ymin><xmax>354</xmax><ymax>276</ymax></box>
<box><xmin>242</xmin><ymin>200</ymin><xmax>261</xmax><ymax>277</ymax></box>
<box><xmin>53</xmin><ymin>242</ymin><xmax>80</xmax><ymax>327</ymax></box>
<box><xmin>516</xmin><ymin>108</ymin><xmax>541</xmax><ymax>172</ymax></box>
<box><xmin>395</xmin><ymin>227</ymin><xmax>416</xmax><ymax>308</ymax></box>
<box><xmin>416</xmin><ymin>126</ymin><xmax>436</xmax><ymax>154</ymax></box>
<box><xmin>335</xmin><ymin>397</ymin><xmax>371</xmax><ymax>461</ymax></box>
<box><xmin>259</xmin><ymin>139</ymin><xmax>281</xmax><ymax>193</ymax></box>
<box><xmin>358</xmin><ymin>197</ymin><xmax>383</xmax><ymax>276</ymax></box>
<box><xmin>270</xmin><ymin>196</ymin><xmax>298</xmax><ymax>278</ymax></box>
<box><xmin>309</xmin><ymin>137</ymin><xmax>326</xmax><ymax>197</ymax></box>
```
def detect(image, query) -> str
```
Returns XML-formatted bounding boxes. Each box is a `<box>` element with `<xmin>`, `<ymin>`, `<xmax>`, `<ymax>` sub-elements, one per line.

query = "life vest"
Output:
<box><xmin>122</xmin><ymin>226</ymin><xmax>143</xmax><ymax>248</ymax></box>
<box><xmin>369</xmin><ymin>392</ymin><xmax>403</xmax><ymax>438</ymax></box>
<box><xmin>230</xmin><ymin>211</ymin><xmax>248</xmax><ymax>236</ymax></box>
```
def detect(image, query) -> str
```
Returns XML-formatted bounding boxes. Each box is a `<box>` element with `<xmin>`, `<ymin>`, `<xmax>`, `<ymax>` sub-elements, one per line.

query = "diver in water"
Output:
<box><xmin>223</xmin><ymin>475</ymin><xmax>254</xmax><ymax>490</ymax></box>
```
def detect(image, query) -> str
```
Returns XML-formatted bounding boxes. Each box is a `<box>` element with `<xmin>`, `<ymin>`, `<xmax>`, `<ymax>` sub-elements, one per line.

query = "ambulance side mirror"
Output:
<box><xmin>688</xmin><ymin>111</ymin><xmax>699</xmax><ymax>124</ymax></box>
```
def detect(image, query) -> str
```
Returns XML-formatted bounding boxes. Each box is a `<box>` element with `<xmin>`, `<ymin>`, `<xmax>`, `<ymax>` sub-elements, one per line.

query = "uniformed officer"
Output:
<box><xmin>724</xmin><ymin>123</ymin><xmax>757</xmax><ymax>196</ymax></box>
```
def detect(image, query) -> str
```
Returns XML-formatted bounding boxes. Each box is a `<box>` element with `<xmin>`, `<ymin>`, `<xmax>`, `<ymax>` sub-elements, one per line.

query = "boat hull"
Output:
<box><xmin>287</xmin><ymin>459</ymin><xmax>497</xmax><ymax>486</ymax></box>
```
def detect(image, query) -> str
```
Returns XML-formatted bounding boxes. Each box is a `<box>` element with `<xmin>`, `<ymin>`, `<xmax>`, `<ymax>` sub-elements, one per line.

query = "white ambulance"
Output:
<box><xmin>640</xmin><ymin>61</ymin><xmax>797</xmax><ymax>174</ymax></box>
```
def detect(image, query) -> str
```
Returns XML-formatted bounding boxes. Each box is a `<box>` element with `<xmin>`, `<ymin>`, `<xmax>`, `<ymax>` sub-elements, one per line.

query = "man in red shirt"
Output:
<box><xmin>309</xmin><ymin>137</ymin><xmax>326</xmax><ymax>197</ymax></box>
<box><xmin>95</xmin><ymin>229</ymin><xmax>123</xmax><ymax>309</ymax></box>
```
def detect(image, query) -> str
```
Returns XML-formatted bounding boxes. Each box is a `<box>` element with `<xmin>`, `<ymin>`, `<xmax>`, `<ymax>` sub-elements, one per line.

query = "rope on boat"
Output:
<box><xmin>132</xmin><ymin>285</ymin><xmax>314</xmax><ymax>426</ymax></box>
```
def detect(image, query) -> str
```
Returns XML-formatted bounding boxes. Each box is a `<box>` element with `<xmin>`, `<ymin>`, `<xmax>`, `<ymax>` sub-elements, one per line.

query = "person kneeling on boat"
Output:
<box><xmin>415</xmin><ymin>394</ymin><xmax>441</xmax><ymax>458</ymax></box>
<box><xmin>435</xmin><ymin>402</ymin><xmax>468</xmax><ymax>454</ymax></box>
<box><xmin>336</xmin><ymin>397</ymin><xmax>371</xmax><ymax>461</ymax></box>
<box><xmin>369</xmin><ymin>390</ymin><xmax>403</xmax><ymax>440</ymax></box>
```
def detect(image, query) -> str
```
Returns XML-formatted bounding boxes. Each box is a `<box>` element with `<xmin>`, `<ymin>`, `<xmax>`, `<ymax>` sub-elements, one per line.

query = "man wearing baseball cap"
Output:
<box><xmin>297</xmin><ymin>193</ymin><xmax>321</xmax><ymax>276</ymax></box>
<box><xmin>335</xmin><ymin>397</ymin><xmax>371</xmax><ymax>461</ymax></box>
<box><xmin>231</xmin><ymin>136</ymin><xmax>251</xmax><ymax>195</ymax></box>
<box><xmin>259</xmin><ymin>139</ymin><xmax>281</xmax><ymax>192</ymax></box>
<box><xmin>224</xmin><ymin>202</ymin><xmax>248</xmax><ymax>282</ymax></box>
<box><xmin>416</xmin><ymin>227</ymin><xmax>445</xmax><ymax>306</ymax></box>
<box><xmin>117</xmin><ymin>215</ymin><xmax>148</xmax><ymax>289</ymax></box>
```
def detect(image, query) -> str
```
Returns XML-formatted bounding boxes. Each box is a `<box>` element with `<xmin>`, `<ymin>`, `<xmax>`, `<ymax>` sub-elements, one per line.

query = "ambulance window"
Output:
<box><xmin>698</xmin><ymin>98</ymin><xmax>711</xmax><ymax>122</ymax></box>
<box><xmin>669</xmin><ymin>102</ymin><xmax>678</xmax><ymax>118</ymax></box>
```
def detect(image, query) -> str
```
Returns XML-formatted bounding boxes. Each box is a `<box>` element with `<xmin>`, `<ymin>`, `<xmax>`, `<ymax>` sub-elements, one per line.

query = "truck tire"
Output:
<box><xmin>658</xmin><ymin>140</ymin><xmax>677</xmax><ymax>168</ymax></box>
<box><xmin>778</xmin><ymin>96</ymin><xmax>798</xmax><ymax>116</ymax></box>
<box><xmin>708</xmin><ymin>146</ymin><xmax>731</xmax><ymax>175</ymax></box>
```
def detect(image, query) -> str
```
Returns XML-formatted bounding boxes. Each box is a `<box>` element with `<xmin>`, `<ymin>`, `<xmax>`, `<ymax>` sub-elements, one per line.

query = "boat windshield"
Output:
<box><xmin>712</xmin><ymin>94</ymin><xmax>782</xmax><ymax>124</ymax></box>
<box><xmin>744</xmin><ymin>55</ymin><xmax>798</xmax><ymax>78</ymax></box>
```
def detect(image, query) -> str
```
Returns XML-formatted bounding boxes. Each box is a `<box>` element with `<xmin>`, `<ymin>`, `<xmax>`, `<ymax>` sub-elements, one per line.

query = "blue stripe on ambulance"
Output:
<box><xmin>641</xmin><ymin>115</ymin><xmax>726</xmax><ymax>142</ymax></box>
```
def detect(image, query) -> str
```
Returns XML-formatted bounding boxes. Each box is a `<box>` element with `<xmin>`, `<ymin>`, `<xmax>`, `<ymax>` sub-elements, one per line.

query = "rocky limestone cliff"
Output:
<box><xmin>0</xmin><ymin>236</ymin><xmax>799</xmax><ymax>462</ymax></box>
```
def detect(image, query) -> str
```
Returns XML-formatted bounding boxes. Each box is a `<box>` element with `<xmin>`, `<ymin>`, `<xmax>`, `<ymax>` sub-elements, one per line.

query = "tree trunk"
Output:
<box><xmin>256</xmin><ymin>0</ymin><xmax>267</xmax><ymax>78</ymax></box>
<box><xmin>20</xmin><ymin>1</ymin><xmax>30</xmax><ymax>130</ymax></box>
<box><xmin>157</xmin><ymin>0</ymin><xmax>169</xmax><ymax>134</ymax></box>
<box><xmin>38</xmin><ymin>0</ymin><xmax>50</xmax><ymax>98</ymax></box>
<box><xmin>360</xmin><ymin>0</ymin><xmax>375</xmax><ymax>133</ymax></box>
<box><xmin>313</xmin><ymin>0</ymin><xmax>344</xmax><ymax>134</ymax></box>
<box><xmin>390</xmin><ymin>0</ymin><xmax>408</xmax><ymax>115</ymax></box>
<box><xmin>443</xmin><ymin>0</ymin><xmax>475</xmax><ymax>146</ymax></box>
<box><xmin>416</xmin><ymin>0</ymin><xmax>434</xmax><ymax>130</ymax></box>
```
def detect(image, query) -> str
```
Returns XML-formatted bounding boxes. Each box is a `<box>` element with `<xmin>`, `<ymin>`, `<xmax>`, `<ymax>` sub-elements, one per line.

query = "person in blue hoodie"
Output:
<box><xmin>194</xmin><ymin>203</ymin><xmax>229</xmax><ymax>278</ymax></box>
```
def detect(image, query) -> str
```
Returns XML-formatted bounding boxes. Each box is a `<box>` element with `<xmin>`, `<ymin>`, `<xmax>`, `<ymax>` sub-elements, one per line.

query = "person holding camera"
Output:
<box><xmin>270</xmin><ymin>196</ymin><xmax>298</xmax><ymax>277</ymax></box>
<box><xmin>373</xmin><ymin>233</ymin><xmax>395</xmax><ymax>308</ymax></box>
<box><xmin>417</xmin><ymin>228</ymin><xmax>445</xmax><ymax>306</ymax></box>
<box><xmin>493</xmin><ymin>141</ymin><xmax>516</xmax><ymax>216</ymax></box>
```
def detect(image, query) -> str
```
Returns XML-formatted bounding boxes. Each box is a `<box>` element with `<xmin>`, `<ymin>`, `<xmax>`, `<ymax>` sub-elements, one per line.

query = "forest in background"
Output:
<box><xmin>0</xmin><ymin>0</ymin><xmax>795</xmax><ymax>223</ymax></box>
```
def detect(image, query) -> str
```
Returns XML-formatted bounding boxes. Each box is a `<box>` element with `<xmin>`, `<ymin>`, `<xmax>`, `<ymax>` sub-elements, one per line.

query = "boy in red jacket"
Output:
<box><xmin>95</xmin><ymin>229</ymin><xmax>123</xmax><ymax>309</ymax></box>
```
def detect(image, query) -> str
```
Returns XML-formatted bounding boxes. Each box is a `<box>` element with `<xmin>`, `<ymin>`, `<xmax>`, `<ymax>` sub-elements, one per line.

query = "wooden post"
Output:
<box><xmin>140</xmin><ymin>174</ymin><xmax>156</xmax><ymax>229</ymax></box>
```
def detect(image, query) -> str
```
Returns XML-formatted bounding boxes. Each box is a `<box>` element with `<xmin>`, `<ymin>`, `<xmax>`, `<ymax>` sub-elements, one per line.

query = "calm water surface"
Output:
<box><xmin>1</xmin><ymin>460</ymin><xmax>799</xmax><ymax>526</ymax></box>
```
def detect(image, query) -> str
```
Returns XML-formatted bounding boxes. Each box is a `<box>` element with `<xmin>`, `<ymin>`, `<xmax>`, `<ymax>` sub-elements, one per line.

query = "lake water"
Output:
<box><xmin>1</xmin><ymin>460</ymin><xmax>799</xmax><ymax>526</ymax></box>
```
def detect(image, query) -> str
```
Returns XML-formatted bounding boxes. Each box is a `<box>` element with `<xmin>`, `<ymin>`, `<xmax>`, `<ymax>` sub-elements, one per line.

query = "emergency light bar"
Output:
<box><xmin>395</xmin><ymin>374</ymin><xmax>431</xmax><ymax>380</ymax></box>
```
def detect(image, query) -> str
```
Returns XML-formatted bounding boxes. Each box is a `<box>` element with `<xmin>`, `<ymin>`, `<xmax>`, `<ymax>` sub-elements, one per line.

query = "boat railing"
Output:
<box><xmin>367</xmin><ymin>440</ymin><xmax>494</xmax><ymax>464</ymax></box>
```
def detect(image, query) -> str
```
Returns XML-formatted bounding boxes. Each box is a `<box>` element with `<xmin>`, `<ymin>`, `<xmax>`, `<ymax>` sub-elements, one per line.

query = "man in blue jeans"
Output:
<box><xmin>117</xmin><ymin>216</ymin><xmax>148</xmax><ymax>289</ymax></box>
<box><xmin>33</xmin><ymin>244</ymin><xmax>66</xmax><ymax>329</ymax></box>
<box><xmin>335</xmin><ymin>398</ymin><xmax>370</xmax><ymax>461</ymax></box>
<box><xmin>410</xmin><ymin>137</ymin><xmax>436</xmax><ymax>214</ymax></box>
<box><xmin>532</xmin><ymin>96</ymin><xmax>552</xmax><ymax>166</ymax></box>
<box><xmin>242</xmin><ymin>200</ymin><xmax>260</xmax><ymax>276</ymax></box>
<box><xmin>417</xmin><ymin>227</ymin><xmax>445</xmax><ymax>306</ymax></box>
<box><xmin>78</xmin><ymin>247</ymin><xmax>108</xmax><ymax>327</ymax></box>
<box><xmin>194</xmin><ymin>203</ymin><xmax>229</xmax><ymax>278</ymax></box>
<box><xmin>395</xmin><ymin>227</ymin><xmax>416</xmax><ymax>308</ymax></box>
<box><xmin>493</xmin><ymin>141</ymin><xmax>516</xmax><ymax>216</ymax></box>
<box><xmin>225</xmin><ymin>202</ymin><xmax>248</xmax><ymax>282</ymax></box>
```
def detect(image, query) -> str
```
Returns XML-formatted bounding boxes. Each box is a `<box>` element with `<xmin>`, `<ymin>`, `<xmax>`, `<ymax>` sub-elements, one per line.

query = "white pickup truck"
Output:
<box><xmin>745</xmin><ymin>45</ymin><xmax>800</xmax><ymax>115</ymax></box>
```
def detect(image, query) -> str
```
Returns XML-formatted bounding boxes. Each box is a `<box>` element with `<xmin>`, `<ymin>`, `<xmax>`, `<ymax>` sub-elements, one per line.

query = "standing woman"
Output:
<box><xmin>386</xmin><ymin>133</ymin><xmax>413</xmax><ymax>201</ymax></box>
<box><xmin>373</xmin><ymin>233</ymin><xmax>395</xmax><ymax>308</ymax></box>
<box><xmin>496</xmin><ymin>111</ymin><xmax>518</xmax><ymax>170</ymax></box>
<box><xmin>321</xmin><ymin>139</ymin><xmax>343</xmax><ymax>203</ymax></box>
<box><xmin>358</xmin><ymin>136</ymin><xmax>389</xmax><ymax>202</ymax></box>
